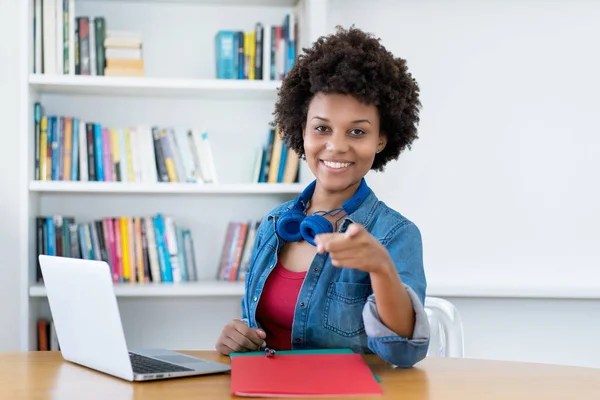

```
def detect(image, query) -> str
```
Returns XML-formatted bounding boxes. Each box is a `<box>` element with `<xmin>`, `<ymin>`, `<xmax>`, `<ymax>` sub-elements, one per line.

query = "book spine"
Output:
<box><xmin>94</xmin><ymin>17</ymin><xmax>106</xmax><ymax>75</ymax></box>
<box><xmin>34</xmin><ymin>103</ymin><xmax>41</xmax><ymax>180</ymax></box>
<box><xmin>140</xmin><ymin>218</ymin><xmax>151</xmax><ymax>282</ymax></box>
<box><xmin>254</xmin><ymin>23</ymin><xmax>263</xmax><ymax>80</ymax></box>
<box><xmin>183</xmin><ymin>230</ymin><xmax>197</xmax><ymax>281</ymax></box>
<box><xmin>78</xmin><ymin>120</ymin><xmax>88</xmax><ymax>181</ymax></box>
<box><xmin>153</xmin><ymin>214</ymin><xmax>173</xmax><ymax>282</ymax></box>
<box><xmin>39</xmin><ymin>116</ymin><xmax>47</xmax><ymax>180</ymax></box>
<box><xmin>62</xmin><ymin>117</ymin><xmax>72</xmax><ymax>180</ymax></box>
<box><xmin>144</xmin><ymin>216</ymin><xmax>161</xmax><ymax>282</ymax></box>
<box><xmin>71</xmin><ymin>118</ymin><xmax>79</xmax><ymax>180</ymax></box>
<box><xmin>93</xmin><ymin>124</ymin><xmax>104</xmax><ymax>181</ymax></box>
<box><xmin>77</xmin><ymin>17</ymin><xmax>90</xmax><ymax>75</ymax></box>
<box><xmin>85</xmin><ymin>123</ymin><xmax>96</xmax><ymax>180</ymax></box>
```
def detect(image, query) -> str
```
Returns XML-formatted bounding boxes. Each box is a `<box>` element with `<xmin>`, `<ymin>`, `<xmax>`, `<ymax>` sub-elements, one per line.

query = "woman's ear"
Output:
<box><xmin>376</xmin><ymin>132</ymin><xmax>388</xmax><ymax>153</ymax></box>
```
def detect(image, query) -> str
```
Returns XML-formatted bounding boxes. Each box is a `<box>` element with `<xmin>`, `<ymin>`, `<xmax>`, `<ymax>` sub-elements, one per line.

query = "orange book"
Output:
<box><xmin>106</xmin><ymin>58</ymin><xmax>144</xmax><ymax>69</ymax></box>
<box><xmin>37</xmin><ymin>320</ymin><xmax>48</xmax><ymax>351</ymax></box>
<box><xmin>104</xmin><ymin>68</ymin><xmax>144</xmax><ymax>77</ymax></box>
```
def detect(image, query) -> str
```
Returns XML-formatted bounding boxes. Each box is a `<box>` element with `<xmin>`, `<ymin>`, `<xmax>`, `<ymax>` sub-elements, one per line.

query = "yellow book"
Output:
<box><xmin>110</xmin><ymin>128</ymin><xmax>121</xmax><ymax>181</ymax></box>
<box><xmin>128</xmin><ymin>218</ymin><xmax>136</xmax><ymax>283</ymax></box>
<box><xmin>120</xmin><ymin>217</ymin><xmax>130</xmax><ymax>281</ymax></box>
<box><xmin>268</xmin><ymin>127</ymin><xmax>283</xmax><ymax>183</ymax></box>
<box><xmin>283</xmin><ymin>148</ymin><xmax>300</xmax><ymax>183</ymax></box>
<box><xmin>244</xmin><ymin>33</ymin><xmax>250</xmax><ymax>79</ymax></box>
<box><xmin>124</xmin><ymin>129</ymin><xmax>135</xmax><ymax>182</ymax></box>
<box><xmin>62</xmin><ymin>117</ymin><xmax>72</xmax><ymax>180</ymax></box>
<box><xmin>249</xmin><ymin>31</ymin><xmax>256</xmax><ymax>80</ymax></box>
<box><xmin>39</xmin><ymin>116</ymin><xmax>47</xmax><ymax>181</ymax></box>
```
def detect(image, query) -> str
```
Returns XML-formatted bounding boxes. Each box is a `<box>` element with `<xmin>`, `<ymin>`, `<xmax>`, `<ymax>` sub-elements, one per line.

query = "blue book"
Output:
<box><xmin>93</xmin><ymin>124</ymin><xmax>104</xmax><ymax>181</ymax></box>
<box><xmin>278</xmin><ymin>144</ymin><xmax>288</xmax><ymax>182</ymax></box>
<box><xmin>215</xmin><ymin>30</ymin><xmax>237</xmax><ymax>79</ymax></box>
<box><xmin>153</xmin><ymin>214</ymin><xmax>173</xmax><ymax>282</ymax></box>
<box><xmin>46</xmin><ymin>217</ymin><xmax>55</xmax><ymax>255</ymax></box>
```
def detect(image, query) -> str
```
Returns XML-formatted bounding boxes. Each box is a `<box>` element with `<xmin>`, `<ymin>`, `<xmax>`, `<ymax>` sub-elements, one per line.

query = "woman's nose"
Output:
<box><xmin>325</xmin><ymin>131</ymin><xmax>349</xmax><ymax>153</ymax></box>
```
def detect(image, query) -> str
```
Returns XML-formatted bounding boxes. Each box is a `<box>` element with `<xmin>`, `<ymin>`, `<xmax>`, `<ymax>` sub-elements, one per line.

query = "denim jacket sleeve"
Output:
<box><xmin>240</xmin><ymin>218</ymin><xmax>269</xmax><ymax>326</ymax></box>
<box><xmin>362</xmin><ymin>220</ymin><xmax>430</xmax><ymax>367</ymax></box>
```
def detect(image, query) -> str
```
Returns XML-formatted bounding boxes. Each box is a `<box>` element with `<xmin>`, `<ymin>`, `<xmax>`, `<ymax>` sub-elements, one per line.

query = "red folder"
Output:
<box><xmin>230</xmin><ymin>352</ymin><xmax>383</xmax><ymax>397</ymax></box>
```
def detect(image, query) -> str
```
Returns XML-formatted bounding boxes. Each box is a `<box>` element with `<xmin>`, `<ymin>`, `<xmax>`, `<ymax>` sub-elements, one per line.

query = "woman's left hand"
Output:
<box><xmin>314</xmin><ymin>223</ymin><xmax>393</xmax><ymax>274</ymax></box>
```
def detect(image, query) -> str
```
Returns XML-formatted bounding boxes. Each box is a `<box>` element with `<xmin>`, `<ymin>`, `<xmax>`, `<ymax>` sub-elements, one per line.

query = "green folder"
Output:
<box><xmin>230</xmin><ymin>348</ymin><xmax>381</xmax><ymax>382</ymax></box>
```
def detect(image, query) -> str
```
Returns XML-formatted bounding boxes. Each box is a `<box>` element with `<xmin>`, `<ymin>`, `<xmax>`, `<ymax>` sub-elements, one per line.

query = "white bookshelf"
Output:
<box><xmin>29</xmin><ymin>74</ymin><xmax>282</xmax><ymax>99</ymax></box>
<box><xmin>20</xmin><ymin>0</ymin><xmax>331</xmax><ymax>351</ymax></box>
<box><xmin>29</xmin><ymin>280</ymin><xmax>245</xmax><ymax>297</ymax></box>
<box><xmin>29</xmin><ymin>181</ymin><xmax>306</xmax><ymax>194</ymax></box>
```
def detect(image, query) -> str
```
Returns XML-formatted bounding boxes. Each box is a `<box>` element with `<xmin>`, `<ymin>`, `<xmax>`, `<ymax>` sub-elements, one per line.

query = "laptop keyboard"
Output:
<box><xmin>129</xmin><ymin>352</ymin><xmax>194</xmax><ymax>374</ymax></box>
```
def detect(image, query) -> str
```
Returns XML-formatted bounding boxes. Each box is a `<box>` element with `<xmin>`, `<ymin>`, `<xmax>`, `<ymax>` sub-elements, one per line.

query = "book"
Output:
<box><xmin>230</xmin><ymin>351</ymin><xmax>383</xmax><ymax>397</ymax></box>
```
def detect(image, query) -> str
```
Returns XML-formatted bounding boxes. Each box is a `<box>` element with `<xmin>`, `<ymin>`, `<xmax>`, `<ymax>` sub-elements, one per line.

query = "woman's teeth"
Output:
<box><xmin>323</xmin><ymin>161</ymin><xmax>351</xmax><ymax>169</ymax></box>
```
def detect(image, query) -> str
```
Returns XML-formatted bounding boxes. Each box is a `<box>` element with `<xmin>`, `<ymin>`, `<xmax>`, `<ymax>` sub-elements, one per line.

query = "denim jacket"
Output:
<box><xmin>240</xmin><ymin>184</ymin><xmax>430</xmax><ymax>368</ymax></box>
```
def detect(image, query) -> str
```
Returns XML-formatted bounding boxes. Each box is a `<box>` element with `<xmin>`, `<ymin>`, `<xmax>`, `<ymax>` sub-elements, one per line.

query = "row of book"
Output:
<box><xmin>217</xmin><ymin>220</ymin><xmax>260</xmax><ymax>282</ymax></box>
<box><xmin>215</xmin><ymin>13</ymin><xmax>297</xmax><ymax>80</ymax></box>
<box><xmin>33</xmin><ymin>0</ymin><xmax>143</xmax><ymax>76</ymax></box>
<box><xmin>33</xmin><ymin>103</ymin><xmax>218</xmax><ymax>184</ymax></box>
<box><xmin>252</xmin><ymin>127</ymin><xmax>300</xmax><ymax>183</ymax></box>
<box><xmin>35</xmin><ymin>214</ymin><xmax>198</xmax><ymax>284</ymax></box>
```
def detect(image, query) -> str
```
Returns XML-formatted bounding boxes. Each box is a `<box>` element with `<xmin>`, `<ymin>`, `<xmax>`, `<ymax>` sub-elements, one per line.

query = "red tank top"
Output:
<box><xmin>255</xmin><ymin>260</ymin><xmax>307</xmax><ymax>350</ymax></box>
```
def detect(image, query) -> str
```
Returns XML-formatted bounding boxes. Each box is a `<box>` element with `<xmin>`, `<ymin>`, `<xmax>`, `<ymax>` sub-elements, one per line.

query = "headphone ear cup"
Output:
<box><xmin>276</xmin><ymin>209</ymin><xmax>306</xmax><ymax>242</ymax></box>
<box><xmin>300</xmin><ymin>215</ymin><xmax>333</xmax><ymax>246</ymax></box>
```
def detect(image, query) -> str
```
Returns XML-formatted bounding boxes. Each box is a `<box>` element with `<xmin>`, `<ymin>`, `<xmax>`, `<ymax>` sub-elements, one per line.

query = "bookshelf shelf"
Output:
<box><xmin>29</xmin><ymin>281</ymin><xmax>245</xmax><ymax>298</ymax></box>
<box><xmin>29</xmin><ymin>74</ymin><xmax>282</xmax><ymax>99</ymax></box>
<box><xmin>29</xmin><ymin>181</ymin><xmax>305</xmax><ymax>194</ymax></box>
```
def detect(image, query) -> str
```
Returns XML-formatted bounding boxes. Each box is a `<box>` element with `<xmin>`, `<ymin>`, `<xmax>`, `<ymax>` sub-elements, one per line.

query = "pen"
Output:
<box><xmin>261</xmin><ymin>346</ymin><xmax>276</xmax><ymax>357</ymax></box>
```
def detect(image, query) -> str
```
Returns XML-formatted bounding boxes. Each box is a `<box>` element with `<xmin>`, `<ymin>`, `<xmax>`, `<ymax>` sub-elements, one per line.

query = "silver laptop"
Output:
<box><xmin>38</xmin><ymin>255</ymin><xmax>231</xmax><ymax>381</ymax></box>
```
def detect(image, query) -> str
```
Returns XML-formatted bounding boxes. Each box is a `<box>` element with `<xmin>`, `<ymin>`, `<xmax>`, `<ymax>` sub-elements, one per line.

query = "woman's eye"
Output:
<box><xmin>350</xmin><ymin>129</ymin><xmax>365</xmax><ymax>136</ymax></box>
<box><xmin>315</xmin><ymin>125</ymin><xmax>328</xmax><ymax>132</ymax></box>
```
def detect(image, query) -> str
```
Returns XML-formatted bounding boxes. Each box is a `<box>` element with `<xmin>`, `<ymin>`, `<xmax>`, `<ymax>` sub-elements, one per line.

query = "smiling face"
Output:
<box><xmin>302</xmin><ymin>92</ymin><xmax>387</xmax><ymax>195</ymax></box>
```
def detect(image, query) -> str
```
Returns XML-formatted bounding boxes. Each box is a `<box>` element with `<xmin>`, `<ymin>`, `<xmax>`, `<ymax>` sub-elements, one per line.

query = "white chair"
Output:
<box><xmin>424</xmin><ymin>297</ymin><xmax>465</xmax><ymax>358</ymax></box>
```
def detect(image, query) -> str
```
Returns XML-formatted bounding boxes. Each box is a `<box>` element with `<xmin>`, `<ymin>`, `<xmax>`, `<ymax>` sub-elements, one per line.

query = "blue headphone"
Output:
<box><xmin>276</xmin><ymin>178</ymin><xmax>370</xmax><ymax>246</ymax></box>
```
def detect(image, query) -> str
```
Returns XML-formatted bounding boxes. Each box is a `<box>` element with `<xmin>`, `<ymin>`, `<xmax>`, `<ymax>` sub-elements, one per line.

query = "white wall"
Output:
<box><xmin>0</xmin><ymin>0</ymin><xmax>24</xmax><ymax>351</ymax></box>
<box><xmin>328</xmin><ymin>0</ymin><xmax>600</xmax><ymax>368</ymax></box>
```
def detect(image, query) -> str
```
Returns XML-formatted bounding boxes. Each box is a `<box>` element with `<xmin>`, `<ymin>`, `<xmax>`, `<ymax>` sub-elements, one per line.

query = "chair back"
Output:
<box><xmin>424</xmin><ymin>297</ymin><xmax>465</xmax><ymax>358</ymax></box>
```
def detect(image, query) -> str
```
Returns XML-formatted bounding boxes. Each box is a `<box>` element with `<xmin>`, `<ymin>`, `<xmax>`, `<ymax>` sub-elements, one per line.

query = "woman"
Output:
<box><xmin>215</xmin><ymin>26</ymin><xmax>429</xmax><ymax>368</ymax></box>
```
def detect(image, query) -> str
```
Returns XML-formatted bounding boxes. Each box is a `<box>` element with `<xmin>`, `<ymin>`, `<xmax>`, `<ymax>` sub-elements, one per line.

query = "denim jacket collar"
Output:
<box><xmin>266</xmin><ymin>183</ymin><xmax>380</xmax><ymax>234</ymax></box>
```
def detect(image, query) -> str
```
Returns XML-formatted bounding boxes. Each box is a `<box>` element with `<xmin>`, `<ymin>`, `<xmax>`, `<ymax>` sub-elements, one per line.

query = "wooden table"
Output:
<box><xmin>2</xmin><ymin>351</ymin><xmax>600</xmax><ymax>399</ymax></box>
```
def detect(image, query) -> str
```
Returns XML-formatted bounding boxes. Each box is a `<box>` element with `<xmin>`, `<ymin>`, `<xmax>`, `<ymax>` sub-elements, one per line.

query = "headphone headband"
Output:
<box><xmin>295</xmin><ymin>178</ymin><xmax>369</xmax><ymax>216</ymax></box>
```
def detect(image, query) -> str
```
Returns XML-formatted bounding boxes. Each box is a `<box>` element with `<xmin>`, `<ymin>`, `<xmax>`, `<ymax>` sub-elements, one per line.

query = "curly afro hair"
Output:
<box><xmin>273</xmin><ymin>26</ymin><xmax>421</xmax><ymax>172</ymax></box>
